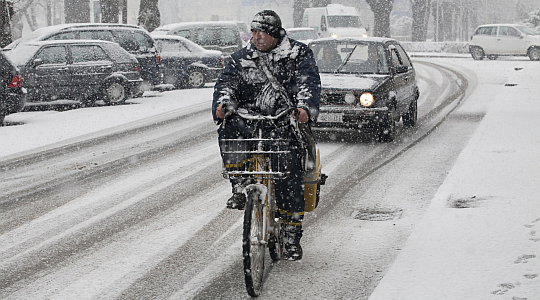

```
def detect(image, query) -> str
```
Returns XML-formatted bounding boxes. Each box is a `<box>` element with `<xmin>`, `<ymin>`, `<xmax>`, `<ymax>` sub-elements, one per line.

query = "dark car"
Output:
<box><xmin>6</xmin><ymin>40</ymin><xmax>143</xmax><ymax>106</ymax></box>
<box><xmin>309</xmin><ymin>37</ymin><xmax>419</xmax><ymax>141</ymax></box>
<box><xmin>4</xmin><ymin>23</ymin><xmax>163</xmax><ymax>92</ymax></box>
<box><xmin>152</xmin><ymin>35</ymin><xmax>224</xmax><ymax>89</ymax></box>
<box><xmin>0</xmin><ymin>52</ymin><xmax>26</xmax><ymax>125</ymax></box>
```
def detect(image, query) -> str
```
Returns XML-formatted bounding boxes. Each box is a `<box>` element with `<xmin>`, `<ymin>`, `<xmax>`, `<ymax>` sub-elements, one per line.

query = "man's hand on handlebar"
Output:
<box><xmin>217</xmin><ymin>103</ymin><xmax>235</xmax><ymax>119</ymax></box>
<box><xmin>217</xmin><ymin>104</ymin><xmax>309</xmax><ymax>123</ymax></box>
<box><xmin>295</xmin><ymin>108</ymin><xmax>309</xmax><ymax>123</ymax></box>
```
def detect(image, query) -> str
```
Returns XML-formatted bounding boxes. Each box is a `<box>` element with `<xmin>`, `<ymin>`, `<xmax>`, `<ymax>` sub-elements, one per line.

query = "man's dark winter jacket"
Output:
<box><xmin>212</xmin><ymin>36</ymin><xmax>321</xmax><ymax>124</ymax></box>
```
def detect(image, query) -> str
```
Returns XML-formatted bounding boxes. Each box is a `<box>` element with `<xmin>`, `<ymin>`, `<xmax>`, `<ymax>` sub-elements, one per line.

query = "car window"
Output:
<box><xmin>174</xmin><ymin>29</ymin><xmax>191</xmax><ymax>39</ymax></box>
<box><xmin>35</xmin><ymin>45</ymin><xmax>68</xmax><ymax>65</ymax></box>
<box><xmin>196</xmin><ymin>28</ymin><xmax>216</xmax><ymax>46</ymax></box>
<box><xmin>475</xmin><ymin>26</ymin><xmax>497</xmax><ymax>36</ymax></box>
<box><xmin>499</xmin><ymin>26</ymin><xmax>521</xmax><ymax>37</ymax></box>
<box><xmin>156</xmin><ymin>40</ymin><xmax>190</xmax><ymax>53</ymax></box>
<box><xmin>71</xmin><ymin>45</ymin><xmax>110</xmax><ymax>63</ymax></box>
<box><xmin>390</xmin><ymin>48</ymin><xmax>400</xmax><ymax>68</ymax></box>
<box><xmin>114</xmin><ymin>30</ymin><xmax>152</xmax><ymax>52</ymax></box>
<box><xmin>219</xmin><ymin>28</ymin><xmax>238</xmax><ymax>46</ymax></box>
<box><xmin>46</xmin><ymin>32</ymin><xmax>76</xmax><ymax>40</ymax></box>
<box><xmin>79</xmin><ymin>30</ymin><xmax>115</xmax><ymax>42</ymax></box>
<box><xmin>394</xmin><ymin>44</ymin><xmax>412</xmax><ymax>67</ymax></box>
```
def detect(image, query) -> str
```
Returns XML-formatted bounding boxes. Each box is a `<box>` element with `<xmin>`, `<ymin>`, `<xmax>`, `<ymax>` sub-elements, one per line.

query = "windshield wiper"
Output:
<box><xmin>335</xmin><ymin>45</ymin><xmax>357</xmax><ymax>73</ymax></box>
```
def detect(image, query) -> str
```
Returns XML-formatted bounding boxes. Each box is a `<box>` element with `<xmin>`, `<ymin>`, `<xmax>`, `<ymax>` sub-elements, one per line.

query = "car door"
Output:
<box><xmin>389</xmin><ymin>44</ymin><xmax>415</xmax><ymax>114</ymax></box>
<box><xmin>157</xmin><ymin>39</ymin><xmax>191</xmax><ymax>84</ymax></box>
<box><xmin>497</xmin><ymin>26</ymin><xmax>527</xmax><ymax>55</ymax></box>
<box><xmin>30</xmin><ymin>45</ymin><xmax>71</xmax><ymax>99</ymax></box>
<box><xmin>473</xmin><ymin>26</ymin><xmax>499</xmax><ymax>54</ymax></box>
<box><xmin>69</xmin><ymin>44</ymin><xmax>114</xmax><ymax>99</ymax></box>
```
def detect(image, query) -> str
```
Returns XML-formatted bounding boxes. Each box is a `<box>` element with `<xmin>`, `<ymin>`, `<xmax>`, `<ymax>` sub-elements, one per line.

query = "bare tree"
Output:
<box><xmin>411</xmin><ymin>0</ymin><xmax>430</xmax><ymax>41</ymax></box>
<box><xmin>138</xmin><ymin>0</ymin><xmax>160</xmax><ymax>32</ymax></box>
<box><xmin>365</xmin><ymin>0</ymin><xmax>394</xmax><ymax>37</ymax></box>
<box><xmin>64</xmin><ymin>0</ymin><xmax>89</xmax><ymax>23</ymax></box>
<box><xmin>0</xmin><ymin>0</ymin><xmax>14</xmax><ymax>47</ymax></box>
<box><xmin>101</xmin><ymin>0</ymin><xmax>119</xmax><ymax>23</ymax></box>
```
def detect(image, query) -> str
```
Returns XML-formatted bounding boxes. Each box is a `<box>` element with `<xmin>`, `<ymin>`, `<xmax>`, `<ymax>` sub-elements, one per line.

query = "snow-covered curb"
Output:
<box><xmin>401</xmin><ymin>41</ymin><xmax>469</xmax><ymax>54</ymax></box>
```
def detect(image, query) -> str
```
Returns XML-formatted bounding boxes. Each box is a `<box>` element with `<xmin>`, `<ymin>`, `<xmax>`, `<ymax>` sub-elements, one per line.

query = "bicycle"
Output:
<box><xmin>220</xmin><ymin>108</ymin><xmax>298</xmax><ymax>297</ymax></box>
<box><xmin>220</xmin><ymin>107</ymin><xmax>326</xmax><ymax>297</ymax></box>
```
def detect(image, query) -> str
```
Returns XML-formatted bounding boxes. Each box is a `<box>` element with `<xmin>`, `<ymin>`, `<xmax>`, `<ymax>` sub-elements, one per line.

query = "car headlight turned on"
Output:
<box><xmin>344</xmin><ymin>93</ymin><xmax>356</xmax><ymax>104</ymax></box>
<box><xmin>331</xmin><ymin>33</ymin><xmax>338</xmax><ymax>38</ymax></box>
<box><xmin>359</xmin><ymin>92</ymin><xmax>374</xmax><ymax>107</ymax></box>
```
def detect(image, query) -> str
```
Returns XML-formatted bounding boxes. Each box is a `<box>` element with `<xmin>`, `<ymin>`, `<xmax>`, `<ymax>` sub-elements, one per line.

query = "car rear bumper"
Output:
<box><xmin>2</xmin><ymin>88</ymin><xmax>27</xmax><ymax>114</ymax></box>
<box><xmin>312</xmin><ymin>105</ymin><xmax>389</xmax><ymax>130</ymax></box>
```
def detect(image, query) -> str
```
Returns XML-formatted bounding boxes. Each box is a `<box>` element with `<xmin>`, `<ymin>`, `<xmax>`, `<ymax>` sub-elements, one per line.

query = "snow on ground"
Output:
<box><xmin>369</xmin><ymin>56</ymin><xmax>540</xmax><ymax>300</ymax></box>
<box><xmin>1</xmin><ymin>56</ymin><xmax>539</xmax><ymax>299</ymax></box>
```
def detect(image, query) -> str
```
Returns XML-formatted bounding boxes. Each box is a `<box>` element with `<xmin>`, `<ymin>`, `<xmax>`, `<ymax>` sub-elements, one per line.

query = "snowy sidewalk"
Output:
<box><xmin>369</xmin><ymin>65</ymin><xmax>540</xmax><ymax>299</ymax></box>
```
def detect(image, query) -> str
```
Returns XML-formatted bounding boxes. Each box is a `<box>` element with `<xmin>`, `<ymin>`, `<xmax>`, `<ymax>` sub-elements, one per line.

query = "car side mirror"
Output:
<box><xmin>33</xmin><ymin>58</ymin><xmax>44</xmax><ymax>67</ymax></box>
<box><xmin>365</xmin><ymin>24</ymin><xmax>370</xmax><ymax>33</ymax></box>
<box><xmin>396</xmin><ymin>65</ymin><xmax>409</xmax><ymax>74</ymax></box>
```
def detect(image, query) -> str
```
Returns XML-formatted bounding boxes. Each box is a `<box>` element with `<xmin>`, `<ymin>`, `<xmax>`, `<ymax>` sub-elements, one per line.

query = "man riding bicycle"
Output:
<box><xmin>212</xmin><ymin>10</ymin><xmax>321</xmax><ymax>260</ymax></box>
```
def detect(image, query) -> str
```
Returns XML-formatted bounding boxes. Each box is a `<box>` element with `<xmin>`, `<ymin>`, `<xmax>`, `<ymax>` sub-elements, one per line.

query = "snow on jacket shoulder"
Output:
<box><xmin>212</xmin><ymin>36</ymin><xmax>321</xmax><ymax>124</ymax></box>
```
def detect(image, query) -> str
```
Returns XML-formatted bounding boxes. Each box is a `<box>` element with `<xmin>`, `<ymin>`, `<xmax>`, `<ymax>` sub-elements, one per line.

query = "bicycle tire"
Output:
<box><xmin>243</xmin><ymin>188</ymin><xmax>266</xmax><ymax>297</ymax></box>
<box><xmin>268</xmin><ymin>211</ymin><xmax>282</xmax><ymax>262</ymax></box>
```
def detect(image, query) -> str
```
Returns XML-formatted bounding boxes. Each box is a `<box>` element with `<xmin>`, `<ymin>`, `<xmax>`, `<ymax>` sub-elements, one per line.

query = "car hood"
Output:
<box><xmin>320</xmin><ymin>73</ymin><xmax>389</xmax><ymax>91</ymax></box>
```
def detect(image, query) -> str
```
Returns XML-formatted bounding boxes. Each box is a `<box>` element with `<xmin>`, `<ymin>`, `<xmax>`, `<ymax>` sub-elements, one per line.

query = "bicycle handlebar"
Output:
<box><xmin>222</xmin><ymin>106</ymin><xmax>297</xmax><ymax>121</ymax></box>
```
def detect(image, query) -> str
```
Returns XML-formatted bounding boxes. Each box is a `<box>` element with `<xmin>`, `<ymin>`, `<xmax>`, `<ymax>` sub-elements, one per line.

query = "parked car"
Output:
<box><xmin>151</xmin><ymin>22</ymin><xmax>243</xmax><ymax>57</ymax></box>
<box><xmin>6</xmin><ymin>40</ymin><xmax>143</xmax><ymax>106</ymax></box>
<box><xmin>152</xmin><ymin>35</ymin><xmax>224</xmax><ymax>88</ymax></box>
<box><xmin>309</xmin><ymin>37</ymin><xmax>419</xmax><ymax>141</ymax></box>
<box><xmin>286</xmin><ymin>27</ymin><xmax>319</xmax><ymax>45</ymax></box>
<box><xmin>469</xmin><ymin>24</ymin><xmax>540</xmax><ymax>60</ymax></box>
<box><xmin>0</xmin><ymin>51</ymin><xmax>26</xmax><ymax>125</ymax></box>
<box><xmin>3</xmin><ymin>23</ymin><xmax>163</xmax><ymax>92</ymax></box>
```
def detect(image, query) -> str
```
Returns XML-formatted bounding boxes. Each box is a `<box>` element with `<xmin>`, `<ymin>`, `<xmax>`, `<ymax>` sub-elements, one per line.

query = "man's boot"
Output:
<box><xmin>281</xmin><ymin>224</ymin><xmax>303</xmax><ymax>261</ymax></box>
<box><xmin>226</xmin><ymin>193</ymin><xmax>246</xmax><ymax>210</ymax></box>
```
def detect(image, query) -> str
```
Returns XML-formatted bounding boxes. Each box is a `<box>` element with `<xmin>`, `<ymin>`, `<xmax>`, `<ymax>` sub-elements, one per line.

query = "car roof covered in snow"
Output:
<box><xmin>155</xmin><ymin>21</ymin><xmax>240</xmax><ymax>31</ymax></box>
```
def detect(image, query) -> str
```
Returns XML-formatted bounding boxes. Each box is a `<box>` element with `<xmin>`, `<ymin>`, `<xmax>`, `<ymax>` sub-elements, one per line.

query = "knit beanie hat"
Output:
<box><xmin>251</xmin><ymin>10</ymin><xmax>284</xmax><ymax>39</ymax></box>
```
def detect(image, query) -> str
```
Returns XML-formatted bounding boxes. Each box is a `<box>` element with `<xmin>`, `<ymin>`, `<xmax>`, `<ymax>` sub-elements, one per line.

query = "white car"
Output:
<box><xmin>469</xmin><ymin>24</ymin><xmax>540</xmax><ymax>60</ymax></box>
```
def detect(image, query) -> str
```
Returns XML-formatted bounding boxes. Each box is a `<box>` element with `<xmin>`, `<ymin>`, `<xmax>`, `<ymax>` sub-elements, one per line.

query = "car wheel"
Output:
<box><xmin>104</xmin><ymin>82</ymin><xmax>126</xmax><ymax>105</ymax></box>
<box><xmin>378</xmin><ymin>109</ymin><xmax>396</xmax><ymax>142</ymax></box>
<box><xmin>528</xmin><ymin>48</ymin><xmax>540</xmax><ymax>61</ymax></box>
<box><xmin>402</xmin><ymin>99</ymin><xmax>418</xmax><ymax>127</ymax></box>
<box><xmin>471</xmin><ymin>47</ymin><xmax>485</xmax><ymax>60</ymax></box>
<box><xmin>187</xmin><ymin>69</ymin><xmax>205</xmax><ymax>88</ymax></box>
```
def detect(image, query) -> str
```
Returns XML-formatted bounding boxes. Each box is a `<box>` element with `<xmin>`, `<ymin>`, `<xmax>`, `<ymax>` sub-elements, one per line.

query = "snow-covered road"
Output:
<box><xmin>1</xmin><ymin>57</ymin><xmax>537</xmax><ymax>299</ymax></box>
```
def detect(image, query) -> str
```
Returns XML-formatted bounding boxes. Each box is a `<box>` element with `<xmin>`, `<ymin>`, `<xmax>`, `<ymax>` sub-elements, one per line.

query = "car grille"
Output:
<box><xmin>321</xmin><ymin>92</ymin><xmax>348</xmax><ymax>105</ymax></box>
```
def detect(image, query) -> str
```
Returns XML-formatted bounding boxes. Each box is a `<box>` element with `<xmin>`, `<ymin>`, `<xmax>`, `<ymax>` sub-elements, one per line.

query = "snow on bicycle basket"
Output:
<box><xmin>220</xmin><ymin>138</ymin><xmax>292</xmax><ymax>179</ymax></box>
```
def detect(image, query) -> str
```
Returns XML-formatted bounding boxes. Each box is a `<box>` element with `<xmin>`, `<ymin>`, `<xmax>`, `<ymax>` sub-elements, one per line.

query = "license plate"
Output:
<box><xmin>317</xmin><ymin>113</ymin><xmax>343</xmax><ymax>123</ymax></box>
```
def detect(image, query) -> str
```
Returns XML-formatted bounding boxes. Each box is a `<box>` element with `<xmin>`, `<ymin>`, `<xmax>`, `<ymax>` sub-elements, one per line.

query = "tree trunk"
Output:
<box><xmin>65</xmin><ymin>0</ymin><xmax>90</xmax><ymax>23</ymax></box>
<box><xmin>411</xmin><ymin>0</ymin><xmax>430</xmax><ymax>42</ymax></box>
<box><xmin>366</xmin><ymin>0</ymin><xmax>394</xmax><ymax>37</ymax></box>
<box><xmin>0</xmin><ymin>0</ymin><xmax>13</xmax><ymax>47</ymax></box>
<box><xmin>138</xmin><ymin>0</ymin><xmax>160</xmax><ymax>32</ymax></box>
<box><xmin>101</xmin><ymin>0</ymin><xmax>119</xmax><ymax>23</ymax></box>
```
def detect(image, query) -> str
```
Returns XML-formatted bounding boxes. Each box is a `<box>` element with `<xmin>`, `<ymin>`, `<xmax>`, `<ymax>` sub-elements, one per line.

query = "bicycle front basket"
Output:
<box><xmin>220</xmin><ymin>138</ymin><xmax>291</xmax><ymax>178</ymax></box>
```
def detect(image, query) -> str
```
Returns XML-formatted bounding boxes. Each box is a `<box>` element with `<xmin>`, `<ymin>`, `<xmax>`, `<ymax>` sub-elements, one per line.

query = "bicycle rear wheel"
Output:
<box><xmin>243</xmin><ymin>188</ymin><xmax>266</xmax><ymax>297</ymax></box>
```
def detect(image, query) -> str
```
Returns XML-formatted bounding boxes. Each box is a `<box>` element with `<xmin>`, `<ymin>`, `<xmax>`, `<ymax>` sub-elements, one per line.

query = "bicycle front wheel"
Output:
<box><xmin>243</xmin><ymin>188</ymin><xmax>266</xmax><ymax>297</ymax></box>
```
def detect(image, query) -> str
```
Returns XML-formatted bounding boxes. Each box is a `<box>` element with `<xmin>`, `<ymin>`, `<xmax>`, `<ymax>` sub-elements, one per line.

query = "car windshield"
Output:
<box><xmin>515</xmin><ymin>25</ymin><xmax>537</xmax><ymax>35</ymax></box>
<box><xmin>327</xmin><ymin>16</ymin><xmax>362</xmax><ymax>28</ymax></box>
<box><xmin>310</xmin><ymin>42</ymin><xmax>389</xmax><ymax>74</ymax></box>
<box><xmin>288</xmin><ymin>30</ymin><xmax>319</xmax><ymax>41</ymax></box>
<box><xmin>6</xmin><ymin>44</ymin><xmax>41</xmax><ymax>66</ymax></box>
